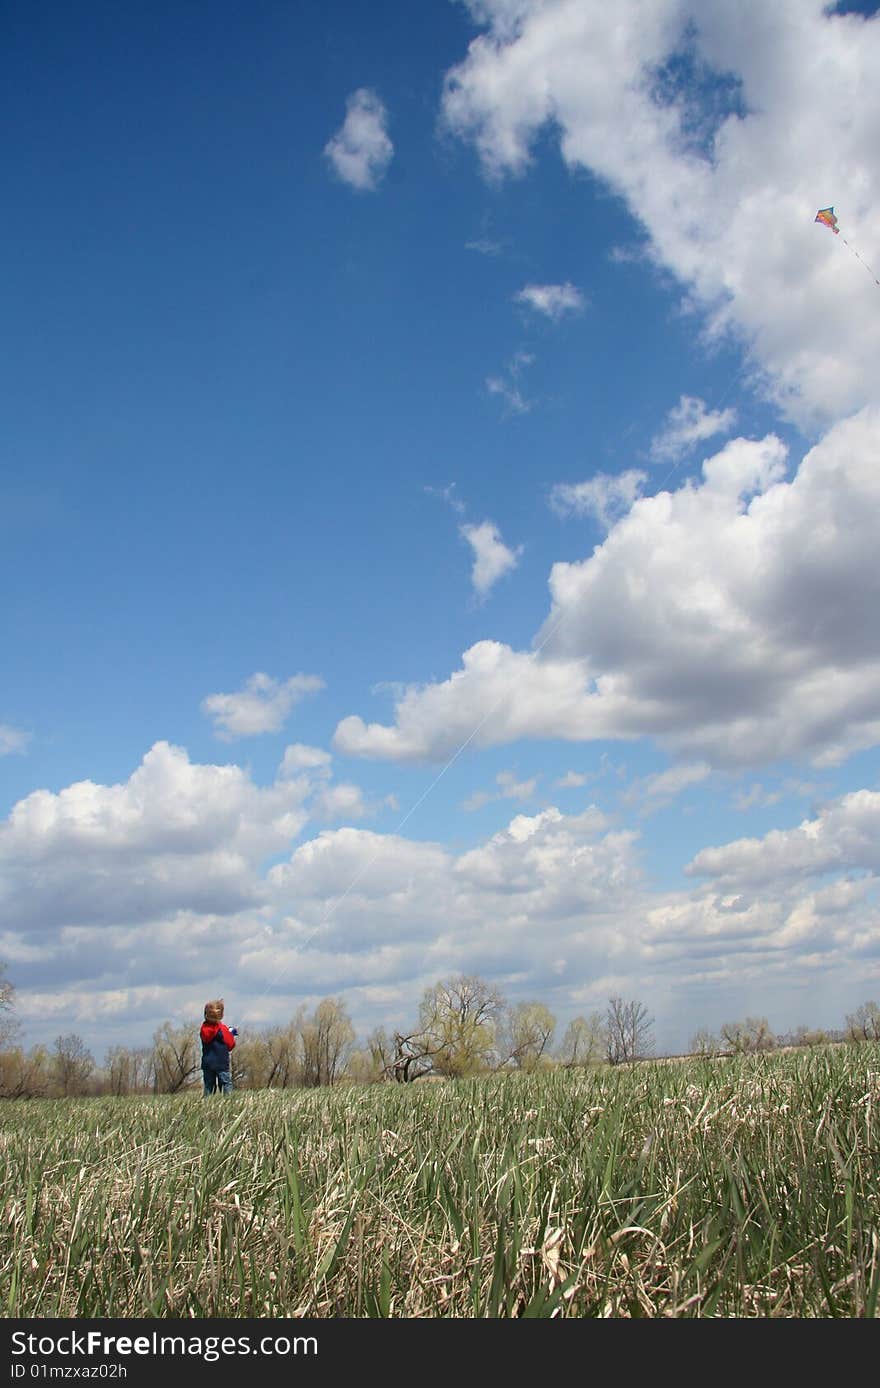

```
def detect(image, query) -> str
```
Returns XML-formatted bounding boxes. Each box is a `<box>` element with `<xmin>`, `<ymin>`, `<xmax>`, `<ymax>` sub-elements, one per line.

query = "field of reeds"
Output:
<box><xmin>2</xmin><ymin>1042</ymin><xmax>879</xmax><ymax>1318</ymax></box>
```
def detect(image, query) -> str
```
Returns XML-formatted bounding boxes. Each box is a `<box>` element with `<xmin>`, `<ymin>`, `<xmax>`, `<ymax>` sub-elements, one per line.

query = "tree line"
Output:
<box><xmin>1</xmin><ymin>961</ymin><xmax>878</xmax><ymax>1099</ymax></box>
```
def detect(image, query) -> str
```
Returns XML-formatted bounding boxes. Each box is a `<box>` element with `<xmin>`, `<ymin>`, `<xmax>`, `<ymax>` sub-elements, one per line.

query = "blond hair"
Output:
<box><xmin>204</xmin><ymin>998</ymin><xmax>224</xmax><ymax>1024</ymax></box>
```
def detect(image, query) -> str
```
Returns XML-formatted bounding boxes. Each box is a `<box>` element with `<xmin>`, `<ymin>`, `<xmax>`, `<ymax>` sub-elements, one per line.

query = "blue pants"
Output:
<box><xmin>203</xmin><ymin>1067</ymin><xmax>232</xmax><ymax>1095</ymax></box>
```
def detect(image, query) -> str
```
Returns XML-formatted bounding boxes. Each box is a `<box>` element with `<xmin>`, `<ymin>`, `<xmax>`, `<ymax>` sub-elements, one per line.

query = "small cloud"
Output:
<box><xmin>549</xmin><ymin>470</ymin><xmax>646</xmax><ymax>529</ymax></box>
<box><xmin>279</xmin><ymin>743</ymin><xmax>333</xmax><ymax>777</ymax></box>
<box><xmin>622</xmin><ymin>762</ymin><xmax>711</xmax><ymax>815</ymax></box>
<box><xmin>486</xmin><ymin>351</ymin><xmax>536</xmax><ymax>416</ymax></box>
<box><xmin>460</xmin><ymin>520</ymin><xmax>523</xmax><ymax>598</ymax></box>
<box><xmin>324</xmin><ymin>88</ymin><xmax>393</xmax><ymax>192</ymax></box>
<box><xmin>0</xmin><ymin>725</ymin><xmax>31</xmax><ymax>757</ymax></box>
<box><xmin>202</xmin><ymin>673</ymin><xmax>324</xmax><ymax>741</ymax></box>
<box><xmin>650</xmin><ymin>395</ymin><xmax>737</xmax><ymax>465</ymax></box>
<box><xmin>311</xmin><ymin>783</ymin><xmax>369</xmax><ymax>822</ymax></box>
<box><xmin>496</xmin><ymin>770</ymin><xmax>538</xmax><ymax>799</ymax></box>
<box><xmin>466</xmin><ymin>236</ymin><xmax>502</xmax><ymax>255</ymax></box>
<box><xmin>486</xmin><ymin>376</ymin><xmax>531</xmax><ymax>414</ymax></box>
<box><xmin>554</xmin><ymin>770</ymin><xmax>588</xmax><ymax>788</ymax></box>
<box><xmin>424</xmin><ymin>482</ymin><xmax>467</xmax><ymax>515</ymax></box>
<box><xmin>461</xmin><ymin>769</ymin><xmax>539</xmax><ymax>812</ymax></box>
<box><xmin>514</xmin><ymin>282</ymin><xmax>585</xmax><ymax>319</ymax></box>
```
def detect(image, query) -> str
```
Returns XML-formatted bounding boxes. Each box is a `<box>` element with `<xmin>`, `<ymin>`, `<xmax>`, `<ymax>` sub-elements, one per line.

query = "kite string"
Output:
<box><xmin>242</xmin><ymin>347</ymin><xmax>756</xmax><ymax>1028</ymax></box>
<box><xmin>242</xmin><ymin>603</ymin><xmax>570</xmax><ymax>1024</ymax></box>
<box><xmin>840</xmin><ymin>235</ymin><xmax>880</xmax><ymax>287</ymax></box>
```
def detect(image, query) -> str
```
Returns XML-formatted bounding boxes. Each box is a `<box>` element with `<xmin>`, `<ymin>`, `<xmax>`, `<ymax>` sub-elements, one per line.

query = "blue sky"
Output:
<box><xmin>3</xmin><ymin>0</ymin><xmax>880</xmax><ymax>1059</ymax></box>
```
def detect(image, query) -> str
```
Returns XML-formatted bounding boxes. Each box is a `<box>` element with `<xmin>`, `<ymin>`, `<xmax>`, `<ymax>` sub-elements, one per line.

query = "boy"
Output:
<box><xmin>200</xmin><ymin>998</ymin><xmax>237</xmax><ymax>1094</ymax></box>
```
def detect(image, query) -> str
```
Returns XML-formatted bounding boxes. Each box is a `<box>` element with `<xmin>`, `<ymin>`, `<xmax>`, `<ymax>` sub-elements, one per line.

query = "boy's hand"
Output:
<box><xmin>230</xmin><ymin>1028</ymin><xmax>238</xmax><ymax>1037</ymax></box>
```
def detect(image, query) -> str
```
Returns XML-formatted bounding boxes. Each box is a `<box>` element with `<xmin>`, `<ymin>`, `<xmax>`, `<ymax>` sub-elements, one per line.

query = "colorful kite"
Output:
<box><xmin>815</xmin><ymin>206</ymin><xmax>879</xmax><ymax>286</ymax></box>
<box><xmin>815</xmin><ymin>206</ymin><xmax>839</xmax><ymax>234</ymax></box>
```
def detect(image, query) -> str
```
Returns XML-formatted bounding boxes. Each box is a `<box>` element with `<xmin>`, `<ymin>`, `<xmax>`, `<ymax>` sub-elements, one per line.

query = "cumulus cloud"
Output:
<box><xmin>442</xmin><ymin>0</ymin><xmax>880</xmax><ymax>429</ymax></box>
<box><xmin>0</xmin><ymin>725</ymin><xmax>30</xmax><ymax>757</ymax></box>
<box><xmin>549</xmin><ymin>470</ymin><xmax>646</xmax><ymax>529</ymax></box>
<box><xmin>514</xmin><ymin>282</ymin><xmax>585</xmax><ymax>318</ymax></box>
<box><xmin>336</xmin><ymin>409</ymin><xmax>880</xmax><ymax>768</ymax></box>
<box><xmin>4</xmin><ymin>754</ymin><xmax>879</xmax><ymax>1052</ymax></box>
<box><xmin>687</xmin><ymin>788</ymin><xmax>880</xmax><ymax>889</ymax></box>
<box><xmin>202</xmin><ymin>672</ymin><xmax>324</xmax><ymax>741</ymax></box>
<box><xmin>0</xmin><ymin>741</ymin><xmax>312</xmax><ymax>935</ymax></box>
<box><xmin>324</xmin><ymin>88</ymin><xmax>393</xmax><ymax>191</ymax></box>
<box><xmin>650</xmin><ymin>395</ymin><xmax>737</xmax><ymax>464</ymax></box>
<box><xmin>460</xmin><ymin>520</ymin><xmax>524</xmax><ymax>598</ymax></box>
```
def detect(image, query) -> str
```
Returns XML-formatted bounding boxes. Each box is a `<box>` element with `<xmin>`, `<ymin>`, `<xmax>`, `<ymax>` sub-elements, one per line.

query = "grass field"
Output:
<box><xmin>2</xmin><ymin>1043</ymin><xmax>879</xmax><ymax>1317</ymax></box>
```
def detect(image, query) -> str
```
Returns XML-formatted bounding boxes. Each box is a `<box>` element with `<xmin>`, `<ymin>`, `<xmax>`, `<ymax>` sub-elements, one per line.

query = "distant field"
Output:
<box><xmin>2</xmin><ymin>1044</ymin><xmax>879</xmax><ymax>1317</ymax></box>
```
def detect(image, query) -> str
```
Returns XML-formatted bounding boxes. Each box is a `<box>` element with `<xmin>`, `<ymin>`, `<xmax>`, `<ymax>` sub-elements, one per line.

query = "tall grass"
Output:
<box><xmin>2</xmin><ymin>1043</ymin><xmax>878</xmax><ymax>1317</ymax></box>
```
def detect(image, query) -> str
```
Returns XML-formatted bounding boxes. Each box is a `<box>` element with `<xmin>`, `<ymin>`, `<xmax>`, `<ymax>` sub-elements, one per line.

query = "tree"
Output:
<box><xmin>501</xmin><ymin>1001</ymin><xmax>556</xmax><ymax>1071</ymax></box>
<box><xmin>559</xmin><ymin>1013</ymin><xmax>605</xmax><ymax>1067</ymax></box>
<box><xmin>417</xmin><ymin>975</ymin><xmax>505</xmax><ymax>1078</ymax></box>
<box><xmin>605</xmin><ymin>996</ymin><xmax>654</xmax><ymax>1065</ymax></box>
<box><xmin>105</xmin><ymin>1046</ymin><xmax>153</xmax><ymax>1096</ymax></box>
<box><xmin>719</xmin><ymin>1017</ymin><xmax>774</xmax><ymax>1054</ymax></box>
<box><xmin>52</xmin><ymin>1033</ymin><xmax>95</xmax><ymax>1097</ymax></box>
<box><xmin>152</xmin><ymin>1022</ymin><xmax>198</xmax><ymax>1093</ymax></box>
<box><xmin>0</xmin><ymin>963</ymin><xmax>17</xmax><ymax>1047</ymax></box>
<box><xmin>689</xmin><ymin>1028</ymin><xmax>720</xmax><ymax>1057</ymax></box>
<box><xmin>0</xmin><ymin>1045</ymin><xmax>50</xmax><ymax>1099</ymax></box>
<box><xmin>299</xmin><ymin>998</ymin><xmax>354</xmax><ymax>1087</ymax></box>
<box><xmin>845</xmin><ymin>1000</ymin><xmax>880</xmax><ymax>1042</ymax></box>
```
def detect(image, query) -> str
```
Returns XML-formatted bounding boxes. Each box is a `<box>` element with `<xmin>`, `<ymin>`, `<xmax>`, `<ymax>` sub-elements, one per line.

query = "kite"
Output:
<box><xmin>815</xmin><ymin>206</ymin><xmax>880</xmax><ymax>286</ymax></box>
<box><xmin>815</xmin><ymin>207</ymin><xmax>839</xmax><ymax>234</ymax></box>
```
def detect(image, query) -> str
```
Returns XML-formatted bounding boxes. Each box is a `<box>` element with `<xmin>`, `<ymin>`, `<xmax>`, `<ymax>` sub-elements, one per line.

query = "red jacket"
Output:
<box><xmin>200</xmin><ymin>1021</ymin><xmax>236</xmax><ymax>1070</ymax></box>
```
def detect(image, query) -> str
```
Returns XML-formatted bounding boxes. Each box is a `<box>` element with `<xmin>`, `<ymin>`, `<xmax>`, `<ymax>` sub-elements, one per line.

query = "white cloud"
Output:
<box><xmin>202</xmin><ymin>672</ymin><xmax>324</xmax><ymax>741</ymax></box>
<box><xmin>486</xmin><ymin>349</ymin><xmax>536</xmax><ymax>415</ymax></box>
<box><xmin>460</xmin><ymin>520</ymin><xmax>523</xmax><ymax>598</ymax></box>
<box><xmin>0</xmin><ymin>741</ymin><xmax>312</xmax><ymax>934</ymax></box>
<box><xmin>462</xmin><ymin>768</ymin><xmax>538</xmax><ymax>811</ymax></box>
<box><xmin>687</xmin><ymin>788</ymin><xmax>880</xmax><ymax>889</ymax></box>
<box><xmin>650</xmin><ymin>395</ymin><xmax>737</xmax><ymax>464</ymax></box>
<box><xmin>549</xmin><ymin>470</ymin><xmax>646</xmax><ymax>529</ymax></box>
<box><xmin>486</xmin><ymin>375</ymin><xmax>531</xmax><ymax>414</ymax></box>
<box><xmin>4</xmin><ymin>753</ymin><xmax>880</xmax><ymax>1053</ymax></box>
<box><xmin>442</xmin><ymin>0</ymin><xmax>880</xmax><ymax>430</ymax></box>
<box><xmin>336</xmin><ymin>408</ymin><xmax>880</xmax><ymax>769</ymax></box>
<box><xmin>554</xmin><ymin>770</ymin><xmax>587</xmax><ymax>788</ymax></box>
<box><xmin>324</xmin><ymin>88</ymin><xmax>393</xmax><ymax>191</ymax></box>
<box><xmin>424</xmin><ymin>482</ymin><xmax>467</xmax><ymax>514</ymax></box>
<box><xmin>310</xmin><ymin>783</ymin><xmax>370</xmax><ymax>823</ymax></box>
<box><xmin>622</xmin><ymin>761</ymin><xmax>711</xmax><ymax>814</ymax></box>
<box><xmin>0</xmin><ymin>725</ymin><xmax>30</xmax><ymax>757</ymax></box>
<box><xmin>279</xmin><ymin>743</ymin><xmax>333</xmax><ymax>776</ymax></box>
<box><xmin>514</xmin><ymin>282</ymin><xmax>585</xmax><ymax>319</ymax></box>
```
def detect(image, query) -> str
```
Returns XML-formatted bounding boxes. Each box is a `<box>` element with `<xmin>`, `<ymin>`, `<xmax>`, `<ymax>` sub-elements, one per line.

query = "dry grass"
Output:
<box><xmin>2</xmin><ymin>1043</ymin><xmax>879</xmax><ymax>1317</ymax></box>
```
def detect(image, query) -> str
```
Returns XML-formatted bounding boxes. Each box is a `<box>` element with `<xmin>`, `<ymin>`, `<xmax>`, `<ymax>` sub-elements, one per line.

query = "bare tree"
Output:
<box><xmin>53</xmin><ymin>1033</ymin><xmax>95</xmax><ymax>1096</ymax></box>
<box><xmin>845</xmin><ymin>1000</ymin><xmax>880</xmax><ymax>1042</ymax></box>
<box><xmin>299</xmin><ymin>998</ymin><xmax>354</xmax><ymax>1087</ymax></box>
<box><xmin>689</xmin><ymin>1028</ymin><xmax>720</xmax><ymax>1057</ymax></box>
<box><xmin>152</xmin><ymin>1022</ymin><xmax>198</xmax><ymax>1093</ymax></box>
<box><xmin>105</xmin><ymin>1046</ymin><xmax>153</xmax><ymax>1096</ymax></box>
<box><xmin>559</xmin><ymin>1013</ymin><xmax>605</xmax><ymax>1067</ymax></box>
<box><xmin>605</xmin><ymin>997</ymin><xmax>654</xmax><ymax>1065</ymax></box>
<box><xmin>719</xmin><ymin>1017</ymin><xmax>775</xmax><ymax>1054</ymax></box>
